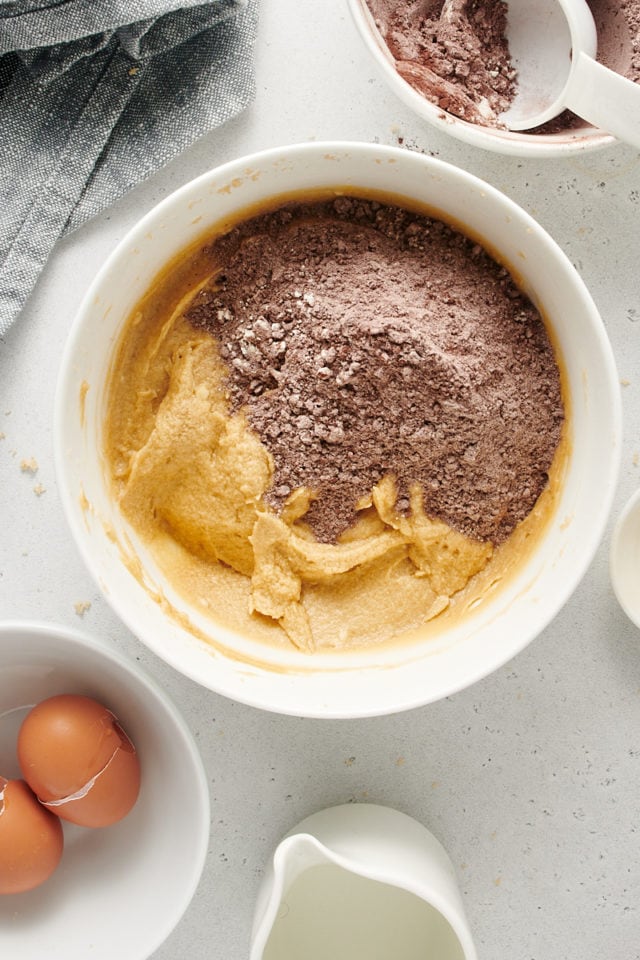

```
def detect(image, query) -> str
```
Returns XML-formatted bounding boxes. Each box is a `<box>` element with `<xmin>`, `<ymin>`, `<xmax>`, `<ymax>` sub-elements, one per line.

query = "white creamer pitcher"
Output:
<box><xmin>250</xmin><ymin>803</ymin><xmax>477</xmax><ymax>960</ymax></box>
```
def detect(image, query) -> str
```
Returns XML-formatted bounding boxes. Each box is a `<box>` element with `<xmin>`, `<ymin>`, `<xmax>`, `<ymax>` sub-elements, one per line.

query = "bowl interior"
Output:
<box><xmin>0</xmin><ymin>621</ymin><xmax>209</xmax><ymax>960</ymax></box>
<box><xmin>55</xmin><ymin>142</ymin><xmax>621</xmax><ymax>717</ymax></box>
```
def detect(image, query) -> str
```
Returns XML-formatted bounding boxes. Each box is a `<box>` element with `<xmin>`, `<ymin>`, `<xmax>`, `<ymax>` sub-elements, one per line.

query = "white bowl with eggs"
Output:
<box><xmin>55</xmin><ymin>141</ymin><xmax>621</xmax><ymax>718</ymax></box>
<box><xmin>347</xmin><ymin>0</ymin><xmax>626</xmax><ymax>157</ymax></box>
<box><xmin>0</xmin><ymin>620</ymin><xmax>209</xmax><ymax>960</ymax></box>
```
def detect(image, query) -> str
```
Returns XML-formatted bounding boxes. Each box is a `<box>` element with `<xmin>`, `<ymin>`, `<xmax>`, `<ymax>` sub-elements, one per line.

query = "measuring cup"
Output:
<box><xmin>501</xmin><ymin>0</ymin><xmax>640</xmax><ymax>148</ymax></box>
<box><xmin>250</xmin><ymin>803</ymin><xmax>477</xmax><ymax>960</ymax></box>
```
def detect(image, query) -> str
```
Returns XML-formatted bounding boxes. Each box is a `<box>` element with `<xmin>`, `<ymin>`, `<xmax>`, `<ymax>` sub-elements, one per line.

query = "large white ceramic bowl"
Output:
<box><xmin>55</xmin><ymin>141</ymin><xmax>621</xmax><ymax>718</ymax></box>
<box><xmin>0</xmin><ymin>621</ymin><xmax>209</xmax><ymax>960</ymax></box>
<box><xmin>347</xmin><ymin>0</ymin><xmax>619</xmax><ymax>157</ymax></box>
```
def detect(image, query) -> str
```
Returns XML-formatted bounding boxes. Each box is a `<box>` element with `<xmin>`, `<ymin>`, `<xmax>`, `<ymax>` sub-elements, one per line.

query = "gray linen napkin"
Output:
<box><xmin>0</xmin><ymin>0</ymin><xmax>258</xmax><ymax>336</ymax></box>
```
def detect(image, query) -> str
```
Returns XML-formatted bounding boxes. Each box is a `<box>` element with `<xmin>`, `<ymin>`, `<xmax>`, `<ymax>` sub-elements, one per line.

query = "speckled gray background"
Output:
<box><xmin>1</xmin><ymin>2</ymin><xmax>639</xmax><ymax>958</ymax></box>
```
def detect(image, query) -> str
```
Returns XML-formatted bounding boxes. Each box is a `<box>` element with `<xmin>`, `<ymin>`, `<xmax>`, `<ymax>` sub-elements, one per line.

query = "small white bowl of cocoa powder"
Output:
<box><xmin>55</xmin><ymin>141</ymin><xmax>621</xmax><ymax>717</ymax></box>
<box><xmin>349</xmin><ymin>0</ymin><xmax>640</xmax><ymax>156</ymax></box>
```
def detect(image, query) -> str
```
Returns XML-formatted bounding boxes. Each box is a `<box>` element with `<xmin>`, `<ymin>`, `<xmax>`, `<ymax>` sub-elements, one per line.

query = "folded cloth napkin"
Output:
<box><xmin>0</xmin><ymin>0</ymin><xmax>258</xmax><ymax>336</ymax></box>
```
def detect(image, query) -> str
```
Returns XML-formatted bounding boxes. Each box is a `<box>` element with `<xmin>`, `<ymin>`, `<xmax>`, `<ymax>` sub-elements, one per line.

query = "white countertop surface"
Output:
<box><xmin>2</xmin><ymin>2</ymin><xmax>640</xmax><ymax>957</ymax></box>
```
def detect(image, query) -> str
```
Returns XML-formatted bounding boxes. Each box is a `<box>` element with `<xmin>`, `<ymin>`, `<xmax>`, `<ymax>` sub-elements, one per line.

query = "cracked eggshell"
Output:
<box><xmin>0</xmin><ymin>777</ymin><xmax>64</xmax><ymax>894</ymax></box>
<box><xmin>17</xmin><ymin>694</ymin><xmax>141</xmax><ymax>828</ymax></box>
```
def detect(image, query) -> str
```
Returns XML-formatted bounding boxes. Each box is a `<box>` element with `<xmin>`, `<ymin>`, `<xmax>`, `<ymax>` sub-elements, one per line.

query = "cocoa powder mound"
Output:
<box><xmin>366</xmin><ymin>0</ymin><xmax>517</xmax><ymax>125</ymax></box>
<box><xmin>186</xmin><ymin>197</ymin><xmax>564</xmax><ymax>545</ymax></box>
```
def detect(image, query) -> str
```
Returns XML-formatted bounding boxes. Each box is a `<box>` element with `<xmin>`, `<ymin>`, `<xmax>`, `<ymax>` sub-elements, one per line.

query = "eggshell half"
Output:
<box><xmin>18</xmin><ymin>694</ymin><xmax>141</xmax><ymax>828</ymax></box>
<box><xmin>0</xmin><ymin>777</ymin><xmax>64</xmax><ymax>894</ymax></box>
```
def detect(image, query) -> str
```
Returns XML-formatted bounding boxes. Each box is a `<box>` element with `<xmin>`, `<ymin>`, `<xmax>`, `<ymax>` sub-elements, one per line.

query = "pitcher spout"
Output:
<box><xmin>249</xmin><ymin>833</ymin><xmax>336</xmax><ymax>960</ymax></box>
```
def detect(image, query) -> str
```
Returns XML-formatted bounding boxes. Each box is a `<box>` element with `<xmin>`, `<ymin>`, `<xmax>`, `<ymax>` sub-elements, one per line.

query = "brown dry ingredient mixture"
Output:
<box><xmin>366</xmin><ymin>0</ymin><xmax>517</xmax><ymax>125</ymax></box>
<box><xmin>186</xmin><ymin>197</ymin><xmax>563</xmax><ymax>546</ymax></box>
<box><xmin>593</xmin><ymin>0</ymin><xmax>640</xmax><ymax>78</ymax></box>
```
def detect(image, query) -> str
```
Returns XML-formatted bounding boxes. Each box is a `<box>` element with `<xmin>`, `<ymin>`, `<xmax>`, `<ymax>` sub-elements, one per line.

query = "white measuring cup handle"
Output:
<box><xmin>564</xmin><ymin>52</ymin><xmax>640</xmax><ymax>149</ymax></box>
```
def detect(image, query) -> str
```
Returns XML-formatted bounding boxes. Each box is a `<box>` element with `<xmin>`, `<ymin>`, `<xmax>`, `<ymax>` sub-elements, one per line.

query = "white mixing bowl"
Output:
<box><xmin>55</xmin><ymin>141</ymin><xmax>621</xmax><ymax>718</ymax></box>
<box><xmin>347</xmin><ymin>0</ymin><xmax>620</xmax><ymax>157</ymax></box>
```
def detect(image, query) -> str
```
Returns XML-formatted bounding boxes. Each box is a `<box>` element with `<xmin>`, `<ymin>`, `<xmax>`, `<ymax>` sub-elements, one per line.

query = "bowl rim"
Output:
<box><xmin>0</xmin><ymin>618</ymin><xmax>211</xmax><ymax>957</ymax></box>
<box><xmin>54</xmin><ymin>140</ymin><xmax>622</xmax><ymax>718</ymax></box>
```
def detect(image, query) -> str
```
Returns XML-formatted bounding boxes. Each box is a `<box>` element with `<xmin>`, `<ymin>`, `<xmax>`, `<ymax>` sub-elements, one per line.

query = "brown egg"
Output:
<box><xmin>18</xmin><ymin>694</ymin><xmax>141</xmax><ymax>828</ymax></box>
<box><xmin>0</xmin><ymin>777</ymin><xmax>64</xmax><ymax>894</ymax></box>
